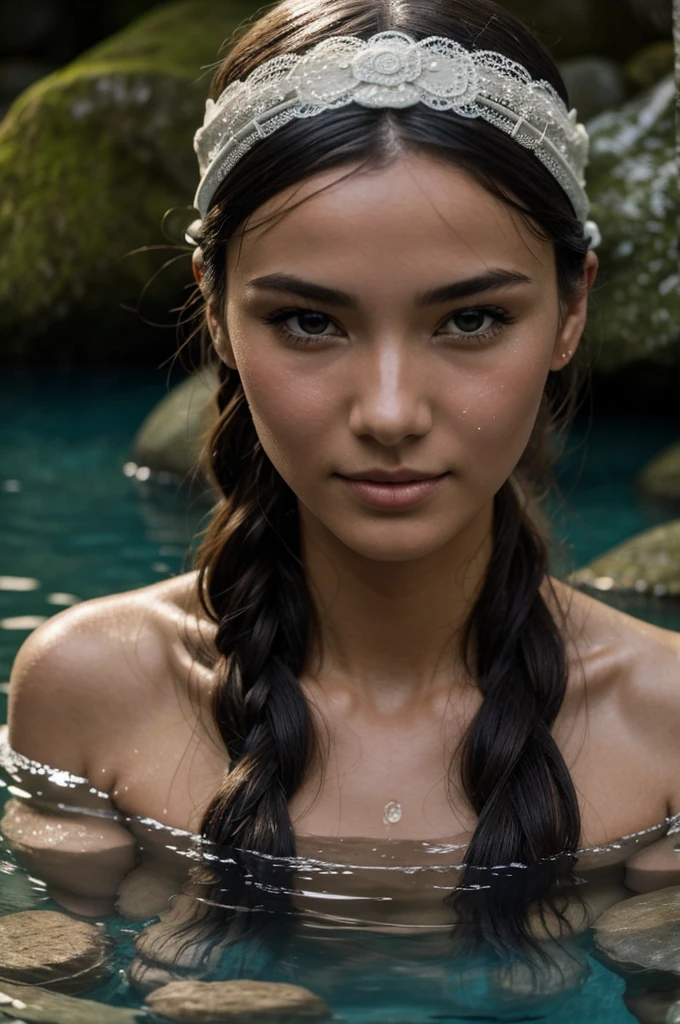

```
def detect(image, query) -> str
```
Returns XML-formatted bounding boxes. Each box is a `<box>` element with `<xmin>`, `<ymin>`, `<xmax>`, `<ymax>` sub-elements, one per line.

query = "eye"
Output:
<box><xmin>436</xmin><ymin>306</ymin><xmax>517</xmax><ymax>342</ymax></box>
<box><xmin>261</xmin><ymin>308</ymin><xmax>341</xmax><ymax>345</ymax></box>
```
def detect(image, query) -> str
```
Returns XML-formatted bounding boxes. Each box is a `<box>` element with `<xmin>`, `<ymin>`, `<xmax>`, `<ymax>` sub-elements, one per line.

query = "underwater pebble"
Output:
<box><xmin>594</xmin><ymin>884</ymin><xmax>680</xmax><ymax>973</ymax></box>
<box><xmin>144</xmin><ymin>979</ymin><xmax>332</xmax><ymax>1023</ymax></box>
<box><xmin>0</xmin><ymin>978</ymin><xmax>139</xmax><ymax>1023</ymax></box>
<box><xmin>0</xmin><ymin>910</ymin><xmax>110</xmax><ymax>992</ymax></box>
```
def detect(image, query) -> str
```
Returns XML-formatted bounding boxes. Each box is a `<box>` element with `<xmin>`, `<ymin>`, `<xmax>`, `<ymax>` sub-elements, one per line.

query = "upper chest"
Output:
<box><xmin>103</xmin><ymin>644</ymin><xmax>670</xmax><ymax>852</ymax></box>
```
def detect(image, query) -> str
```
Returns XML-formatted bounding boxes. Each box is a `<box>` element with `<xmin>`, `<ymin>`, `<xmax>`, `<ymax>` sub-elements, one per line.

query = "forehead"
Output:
<box><xmin>228</xmin><ymin>153</ymin><xmax>554</xmax><ymax>284</ymax></box>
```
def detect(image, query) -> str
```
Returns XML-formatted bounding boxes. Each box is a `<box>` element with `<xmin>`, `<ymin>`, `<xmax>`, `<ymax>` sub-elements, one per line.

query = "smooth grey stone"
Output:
<box><xmin>594</xmin><ymin>885</ymin><xmax>680</xmax><ymax>973</ymax></box>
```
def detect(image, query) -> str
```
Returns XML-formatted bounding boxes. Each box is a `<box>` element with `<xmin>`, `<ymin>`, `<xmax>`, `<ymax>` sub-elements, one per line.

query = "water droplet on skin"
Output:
<box><xmin>383</xmin><ymin>801</ymin><xmax>403</xmax><ymax>825</ymax></box>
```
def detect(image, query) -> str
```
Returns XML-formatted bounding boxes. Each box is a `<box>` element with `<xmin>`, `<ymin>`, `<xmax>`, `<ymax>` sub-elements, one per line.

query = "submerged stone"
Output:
<box><xmin>0</xmin><ymin>978</ymin><xmax>140</xmax><ymax>1023</ymax></box>
<box><xmin>594</xmin><ymin>885</ymin><xmax>680</xmax><ymax>973</ymax></box>
<box><xmin>144</xmin><ymin>978</ymin><xmax>333</xmax><ymax>1023</ymax></box>
<box><xmin>637</xmin><ymin>443</ymin><xmax>680</xmax><ymax>504</ymax></box>
<box><xmin>0</xmin><ymin>909</ymin><xmax>111</xmax><ymax>992</ymax></box>
<box><xmin>583</xmin><ymin>75</ymin><xmax>678</xmax><ymax>371</ymax></box>
<box><xmin>569</xmin><ymin>520</ymin><xmax>680</xmax><ymax>597</ymax></box>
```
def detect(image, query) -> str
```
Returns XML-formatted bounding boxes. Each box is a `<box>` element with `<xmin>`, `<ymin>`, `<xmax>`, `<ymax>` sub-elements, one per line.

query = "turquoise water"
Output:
<box><xmin>0</xmin><ymin>369</ymin><xmax>678</xmax><ymax>1023</ymax></box>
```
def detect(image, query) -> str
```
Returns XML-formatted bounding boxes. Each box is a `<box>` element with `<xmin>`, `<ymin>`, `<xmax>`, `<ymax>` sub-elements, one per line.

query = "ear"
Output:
<box><xmin>549</xmin><ymin>250</ymin><xmax>599</xmax><ymax>372</ymax></box>
<box><xmin>191</xmin><ymin>248</ymin><xmax>238</xmax><ymax>371</ymax></box>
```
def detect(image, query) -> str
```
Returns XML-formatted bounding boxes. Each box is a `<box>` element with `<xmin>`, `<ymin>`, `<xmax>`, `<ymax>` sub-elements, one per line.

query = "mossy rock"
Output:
<box><xmin>583</xmin><ymin>75</ymin><xmax>678</xmax><ymax>371</ymax></box>
<box><xmin>637</xmin><ymin>443</ymin><xmax>680</xmax><ymax>504</ymax></box>
<box><xmin>0</xmin><ymin>0</ymin><xmax>259</xmax><ymax>361</ymax></box>
<box><xmin>131</xmin><ymin>367</ymin><xmax>218</xmax><ymax>481</ymax></box>
<box><xmin>569</xmin><ymin>519</ymin><xmax>680</xmax><ymax>598</ymax></box>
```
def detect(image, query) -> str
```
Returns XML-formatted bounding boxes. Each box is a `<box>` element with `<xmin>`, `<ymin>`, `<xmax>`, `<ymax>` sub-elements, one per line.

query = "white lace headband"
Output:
<box><xmin>189</xmin><ymin>30</ymin><xmax>601</xmax><ymax>249</ymax></box>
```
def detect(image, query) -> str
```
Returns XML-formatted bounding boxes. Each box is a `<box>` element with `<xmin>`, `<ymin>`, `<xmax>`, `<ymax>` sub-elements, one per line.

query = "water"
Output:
<box><xmin>0</xmin><ymin>368</ymin><xmax>678</xmax><ymax>1023</ymax></box>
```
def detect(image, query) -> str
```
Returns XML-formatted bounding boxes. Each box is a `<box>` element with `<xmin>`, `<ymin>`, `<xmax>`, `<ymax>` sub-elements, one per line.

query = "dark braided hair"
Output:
<box><xmin>172</xmin><ymin>0</ymin><xmax>592</xmax><ymax>974</ymax></box>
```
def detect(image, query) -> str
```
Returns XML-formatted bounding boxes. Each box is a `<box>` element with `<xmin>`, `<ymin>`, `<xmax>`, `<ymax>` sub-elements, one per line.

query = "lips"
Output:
<box><xmin>338</xmin><ymin>471</ymin><xmax>447</xmax><ymax>484</ymax></box>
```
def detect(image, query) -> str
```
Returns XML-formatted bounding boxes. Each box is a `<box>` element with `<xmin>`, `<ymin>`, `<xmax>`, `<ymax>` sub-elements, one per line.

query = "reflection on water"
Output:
<box><xmin>1</xmin><ymin>724</ymin><xmax>680</xmax><ymax>1022</ymax></box>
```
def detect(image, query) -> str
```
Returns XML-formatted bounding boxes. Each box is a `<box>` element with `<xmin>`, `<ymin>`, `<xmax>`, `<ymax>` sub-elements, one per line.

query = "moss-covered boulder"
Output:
<box><xmin>583</xmin><ymin>75</ymin><xmax>678</xmax><ymax>371</ymax></box>
<box><xmin>637</xmin><ymin>444</ymin><xmax>680</xmax><ymax>504</ymax></box>
<box><xmin>569</xmin><ymin>520</ymin><xmax>680</xmax><ymax>598</ymax></box>
<box><xmin>0</xmin><ymin>1</ymin><xmax>258</xmax><ymax>361</ymax></box>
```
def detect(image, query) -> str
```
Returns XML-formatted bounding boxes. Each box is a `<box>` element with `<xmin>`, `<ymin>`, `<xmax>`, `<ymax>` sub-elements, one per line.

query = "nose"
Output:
<box><xmin>347</xmin><ymin>341</ymin><xmax>433</xmax><ymax>445</ymax></box>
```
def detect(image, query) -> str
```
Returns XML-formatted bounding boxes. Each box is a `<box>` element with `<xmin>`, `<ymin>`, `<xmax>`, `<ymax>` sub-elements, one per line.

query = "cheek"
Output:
<box><xmin>445</xmin><ymin>354</ymin><xmax>551</xmax><ymax>477</ymax></box>
<box><xmin>237</xmin><ymin>362</ymin><xmax>331</xmax><ymax>480</ymax></box>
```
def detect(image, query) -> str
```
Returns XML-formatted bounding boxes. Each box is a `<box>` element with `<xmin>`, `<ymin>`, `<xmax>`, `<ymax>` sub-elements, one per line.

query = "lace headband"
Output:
<box><xmin>188</xmin><ymin>30</ymin><xmax>601</xmax><ymax>249</ymax></box>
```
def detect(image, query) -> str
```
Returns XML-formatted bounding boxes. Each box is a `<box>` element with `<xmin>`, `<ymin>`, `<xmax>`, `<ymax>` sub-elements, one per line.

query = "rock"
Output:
<box><xmin>144</xmin><ymin>979</ymin><xmax>332</xmax><ymax>1023</ymax></box>
<box><xmin>489</xmin><ymin>941</ymin><xmax>590</xmax><ymax>1005</ymax></box>
<box><xmin>584</xmin><ymin>75</ymin><xmax>678</xmax><ymax>371</ymax></box>
<box><xmin>569</xmin><ymin>520</ymin><xmax>680</xmax><ymax>598</ymax></box>
<box><xmin>130</xmin><ymin>891</ymin><xmax>225</xmax><ymax>993</ymax></box>
<box><xmin>0</xmin><ymin>978</ymin><xmax>140</xmax><ymax>1023</ymax></box>
<box><xmin>557</xmin><ymin>57</ymin><xmax>627</xmax><ymax>122</ymax></box>
<box><xmin>0</xmin><ymin>909</ymin><xmax>111</xmax><ymax>992</ymax></box>
<box><xmin>0</xmin><ymin>1</ymin><xmax>258</xmax><ymax>362</ymax></box>
<box><xmin>625</xmin><ymin>41</ymin><xmax>675</xmax><ymax>90</ymax></box>
<box><xmin>131</xmin><ymin>368</ymin><xmax>218</xmax><ymax>483</ymax></box>
<box><xmin>593</xmin><ymin>886</ymin><xmax>680</xmax><ymax>973</ymax></box>
<box><xmin>624</xmin><ymin>988</ymin><xmax>680</xmax><ymax>1024</ymax></box>
<box><xmin>637</xmin><ymin>443</ymin><xmax>680</xmax><ymax>504</ymax></box>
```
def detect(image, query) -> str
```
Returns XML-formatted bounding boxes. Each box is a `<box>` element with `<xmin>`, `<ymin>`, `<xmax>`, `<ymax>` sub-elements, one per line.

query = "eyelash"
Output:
<box><xmin>260</xmin><ymin>305</ymin><xmax>518</xmax><ymax>347</ymax></box>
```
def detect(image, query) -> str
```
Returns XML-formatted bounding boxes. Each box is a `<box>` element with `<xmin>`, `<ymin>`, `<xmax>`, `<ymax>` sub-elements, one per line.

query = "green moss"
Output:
<box><xmin>583</xmin><ymin>75</ymin><xmax>679</xmax><ymax>371</ymax></box>
<box><xmin>569</xmin><ymin>520</ymin><xmax>680</xmax><ymax>597</ymax></box>
<box><xmin>0</xmin><ymin>1</ymin><xmax>263</xmax><ymax>355</ymax></box>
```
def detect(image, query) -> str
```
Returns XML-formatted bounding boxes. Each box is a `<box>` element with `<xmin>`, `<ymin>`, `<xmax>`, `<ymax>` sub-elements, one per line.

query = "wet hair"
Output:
<box><xmin>176</xmin><ymin>0</ymin><xmax>591</xmax><ymax>974</ymax></box>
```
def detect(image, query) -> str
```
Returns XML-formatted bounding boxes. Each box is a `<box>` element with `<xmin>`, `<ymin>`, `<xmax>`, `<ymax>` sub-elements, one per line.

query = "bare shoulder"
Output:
<box><xmin>7</xmin><ymin>571</ymin><xmax>210</xmax><ymax>783</ymax></box>
<box><xmin>550</xmin><ymin>577</ymin><xmax>680</xmax><ymax>781</ymax></box>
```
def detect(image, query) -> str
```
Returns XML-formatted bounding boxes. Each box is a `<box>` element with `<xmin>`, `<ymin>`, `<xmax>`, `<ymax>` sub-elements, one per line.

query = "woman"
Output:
<box><xmin>3</xmin><ymin>0</ymin><xmax>680</xmax><ymax>988</ymax></box>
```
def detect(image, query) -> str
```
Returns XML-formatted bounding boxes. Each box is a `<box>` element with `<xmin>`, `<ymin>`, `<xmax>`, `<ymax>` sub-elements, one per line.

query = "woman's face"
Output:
<box><xmin>200</xmin><ymin>154</ymin><xmax>596</xmax><ymax>563</ymax></box>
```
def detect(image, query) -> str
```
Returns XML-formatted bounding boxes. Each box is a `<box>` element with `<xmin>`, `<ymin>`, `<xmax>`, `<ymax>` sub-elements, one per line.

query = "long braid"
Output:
<box><xmin>170</xmin><ymin>358</ymin><xmax>318</xmax><ymax>974</ymax></box>
<box><xmin>447</xmin><ymin>479</ymin><xmax>584</xmax><ymax>963</ymax></box>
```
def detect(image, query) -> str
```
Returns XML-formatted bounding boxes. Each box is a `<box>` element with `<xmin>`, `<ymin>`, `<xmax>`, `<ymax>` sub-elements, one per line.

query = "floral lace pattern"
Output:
<box><xmin>192</xmin><ymin>30</ymin><xmax>595</xmax><ymax>238</ymax></box>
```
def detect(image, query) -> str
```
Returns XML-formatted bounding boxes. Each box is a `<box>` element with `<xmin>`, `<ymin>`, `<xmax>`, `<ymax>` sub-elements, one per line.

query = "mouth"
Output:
<box><xmin>336</xmin><ymin>472</ymin><xmax>450</xmax><ymax>484</ymax></box>
<box><xmin>334</xmin><ymin>473</ymin><xmax>450</xmax><ymax>510</ymax></box>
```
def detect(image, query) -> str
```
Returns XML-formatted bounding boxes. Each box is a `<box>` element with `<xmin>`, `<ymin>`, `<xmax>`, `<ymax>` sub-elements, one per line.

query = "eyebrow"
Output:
<box><xmin>245</xmin><ymin>269</ymin><xmax>532</xmax><ymax>308</ymax></box>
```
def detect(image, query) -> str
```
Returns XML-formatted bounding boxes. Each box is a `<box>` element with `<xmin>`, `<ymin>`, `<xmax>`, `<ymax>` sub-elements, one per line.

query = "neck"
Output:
<box><xmin>299</xmin><ymin>499</ymin><xmax>495</xmax><ymax>706</ymax></box>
